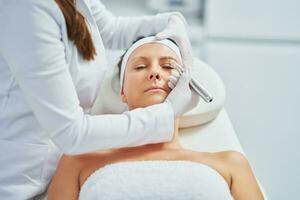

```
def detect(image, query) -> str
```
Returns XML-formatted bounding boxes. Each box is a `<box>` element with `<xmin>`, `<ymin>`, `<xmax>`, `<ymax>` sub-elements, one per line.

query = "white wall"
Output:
<box><xmin>205</xmin><ymin>0</ymin><xmax>300</xmax><ymax>40</ymax></box>
<box><xmin>205</xmin><ymin>41</ymin><xmax>300</xmax><ymax>200</ymax></box>
<box><xmin>204</xmin><ymin>1</ymin><xmax>300</xmax><ymax>199</ymax></box>
<box><xmin>101</xmin><ymin>0</ymin><xmax>300</xmax><ymax>199</ymax></box>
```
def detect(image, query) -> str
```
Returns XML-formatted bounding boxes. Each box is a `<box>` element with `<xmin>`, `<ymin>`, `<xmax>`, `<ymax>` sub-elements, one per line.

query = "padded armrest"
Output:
<box><xmin>91</xmin><ymin>57</ymin><xmax>226</xmax><ymax>128</ymax></box>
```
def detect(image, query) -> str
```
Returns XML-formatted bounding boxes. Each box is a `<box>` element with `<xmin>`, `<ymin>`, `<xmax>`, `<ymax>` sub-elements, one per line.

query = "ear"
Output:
<box><xmin>121</xmin><ymin>87</ymin><xmax>128</xmax><ymax>103</ymax></box>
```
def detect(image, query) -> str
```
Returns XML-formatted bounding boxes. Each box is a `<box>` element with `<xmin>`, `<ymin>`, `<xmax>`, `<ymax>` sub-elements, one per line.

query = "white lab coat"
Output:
<box><xmin>0</xmin><ymin>0</ymin><xmax>174</xmax><ymax>199</ymax></box>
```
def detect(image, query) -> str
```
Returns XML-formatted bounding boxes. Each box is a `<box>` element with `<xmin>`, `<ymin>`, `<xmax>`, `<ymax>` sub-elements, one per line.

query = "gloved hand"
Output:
<box><xmin>168</xmin><ymin>69</ymin><xmax>180</xmax><ymax>90</ymax></box>
<box><xmin>155</xmin><ymin>12</ymin><xmax>193</xmax><ymax>68</ymax></box>
<box><xmin>165</xmin><ymin>68</ymin><xmax>199</xmax><ymax>117</ymax></box>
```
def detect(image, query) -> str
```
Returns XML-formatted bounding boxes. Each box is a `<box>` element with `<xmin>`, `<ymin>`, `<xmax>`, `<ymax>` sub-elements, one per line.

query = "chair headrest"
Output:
<box><xmin>91</xmin><ymin>57</ymin><xmax>226</xmax><ymax>128</ymax></box>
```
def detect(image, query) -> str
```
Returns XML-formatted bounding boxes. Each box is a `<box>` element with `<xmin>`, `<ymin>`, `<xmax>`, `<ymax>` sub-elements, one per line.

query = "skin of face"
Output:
<box><xmin>121</xmin><ymin>43</ymin><xmax>181</xmax><ymax>110</ymax></box>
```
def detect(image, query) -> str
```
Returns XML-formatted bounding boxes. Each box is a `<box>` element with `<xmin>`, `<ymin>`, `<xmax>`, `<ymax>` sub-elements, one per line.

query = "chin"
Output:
<box><xmin>144</xmin><ymin>96</ymin><xmax>166</xmax><ymax>106</ymax></box>
<box><xmin>128</xmin><ymin>94</ymin><xmax>167</xmax><ymax>110</ymax></box>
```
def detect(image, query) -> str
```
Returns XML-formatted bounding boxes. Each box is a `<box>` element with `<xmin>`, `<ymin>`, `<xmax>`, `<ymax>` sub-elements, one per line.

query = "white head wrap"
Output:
<box><xmin>119</xmin><ymin>36</ymin><xmax>182</xmax><ymax>93</ymax></box>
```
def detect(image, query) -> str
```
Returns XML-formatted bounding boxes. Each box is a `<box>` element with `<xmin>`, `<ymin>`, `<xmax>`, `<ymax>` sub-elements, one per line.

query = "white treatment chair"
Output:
<box><xmin>92</xmin><ymin>52</ymin><xmax>244</xmax><ymax>152</ymax></box>
<box><xmin>90</xmin><ymin>50</ymin><xmax>268</xmax><ymax>199</ymax></box>
<box><xmin>37</xmin><ymin>52</ymin><xmax>267</xmax><ymax>199</ymax></box>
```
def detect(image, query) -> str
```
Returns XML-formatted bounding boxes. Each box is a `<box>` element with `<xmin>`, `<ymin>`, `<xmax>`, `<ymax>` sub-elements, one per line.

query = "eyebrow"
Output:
<box><xmin>130</xmin><ymin>56</ymin><xmax>177</xmax><ymax>62</ymax></box>
<box><xmin>160</xmin><ymin>56</ymin><xmax>177</xmax><ymax>62</ymax></box>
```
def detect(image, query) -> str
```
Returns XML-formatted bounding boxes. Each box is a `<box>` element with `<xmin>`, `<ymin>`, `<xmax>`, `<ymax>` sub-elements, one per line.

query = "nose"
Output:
<box><xmin>148</xmin><ymin>69</ymin><xmax>161</xmax><ymax>81</ymax></box>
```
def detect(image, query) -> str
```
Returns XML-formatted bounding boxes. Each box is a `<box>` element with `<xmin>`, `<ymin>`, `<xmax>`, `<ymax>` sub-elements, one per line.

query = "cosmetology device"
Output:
<box><xmin>171</xmin><ymin>60</ymin><xmax>213</xmax><ymax>103</ymax></box>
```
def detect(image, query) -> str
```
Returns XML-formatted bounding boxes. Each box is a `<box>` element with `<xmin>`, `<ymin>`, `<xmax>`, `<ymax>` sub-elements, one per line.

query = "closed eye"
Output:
<box><xmin>162</xmin><ymin>64</ymin><xmax>174</xmax><ymax>69</ymax></box>
<box><xmin>135</xmin><ymin>65</ymin><xmax>147</xmax><ymax>70</ymax></box>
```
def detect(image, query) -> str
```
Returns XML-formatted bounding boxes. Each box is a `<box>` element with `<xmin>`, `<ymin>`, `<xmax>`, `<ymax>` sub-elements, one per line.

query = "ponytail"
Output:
<box><xmin>55</xmin><ymin>0</ymin><xmax>96</xmax><ymax>61</ymax></box>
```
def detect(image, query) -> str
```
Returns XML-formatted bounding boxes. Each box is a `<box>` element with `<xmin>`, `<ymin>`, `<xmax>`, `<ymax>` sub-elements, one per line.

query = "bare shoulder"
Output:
<box><xmin>58</xmin><ymin>149</ymin><xmax>118</xmax><ymax>167</ymax></box>
<box><xmin>57</xmin><ymin>151</ymin><xmax>113</xmax><ymax>174</ymax></box>
<box><xmin>186</xmin><ymin>151</ymin><xmax>233</xmax><ymax>187</ymax></box>
<box><xmin>211</xmin><ymin>150</ymin><xmax>251</xmax><ymax>176</ymax></box>
<box><xmin>52</xmin><ymin>154</ymin><xmax>82</xmax><ymax>178</ymax></box>
<box><xmin>54</xmin><ymin>153</ymin><xmax>91</xmax><ymax>173</ymax></box>
<box><xmin>190</xmin><ymin>150</ymin><xmax>248</xmax><ymax>166</ymax></box>
<box><xmin>48</xmin><ymin>151</ymin><xmax>114</xmax><ymax>200</ymax></box>
<box><xmin>213</xmin><ymin>150</ymin><xmax>249</xmax><ymax>165</ymax></box>
<box><xmin>58</xmin><ymin>154</ymin><xmax>82</xmax><ymax>166</ymax></box>
<box><xmin>193</xmin><ymin>150</ymin><xmax>250</xmax><ymax>188</ymax></box>
<box><xmin>212</xmin><ymin>151</ymin><xmax>264</xmax><ymax>199</ymax></box>
<box><xmin>48</xmin><ymin>154</ymin><xmax>84</xmax><ymax>200</ymax></box>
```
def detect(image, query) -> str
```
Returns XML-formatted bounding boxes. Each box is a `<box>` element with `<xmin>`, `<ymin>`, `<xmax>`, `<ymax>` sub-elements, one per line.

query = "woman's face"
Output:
<box><xmin>121</xmin><ymin>43</ymin><xmax>181</xmax><ymax>110</ymax></box>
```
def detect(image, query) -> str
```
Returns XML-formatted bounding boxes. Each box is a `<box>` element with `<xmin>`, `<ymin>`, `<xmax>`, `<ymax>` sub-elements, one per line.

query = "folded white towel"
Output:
<box><xmin>79</xmin><ymin>160</ymin><xmax>233</xmax><ymax>200</ymax></box>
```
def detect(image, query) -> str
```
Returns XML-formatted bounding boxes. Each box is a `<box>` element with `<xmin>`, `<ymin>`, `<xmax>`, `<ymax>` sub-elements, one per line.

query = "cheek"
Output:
<box><xmin>123</xmin><ymin>73</ymin><xmax>144</xmax><ymax>99</ymax></box>
<box><xmin>162</xmin><ymin>70</ymin><xmax>173</xmax><ymax>86</ymax></box>
<box><xmin>124</xmin><ymin>73</ymin><xmax>143</xmax><ymax>89</ymax></box>
<box><xmin>170</xmin><ymin>69</ymin><xmax>180</xmax><ymax>77</ymax></box>
<box><xmin>164</xmin><ymin>68</ymin><xmax>174</xmax><ymax>76</ymax></box>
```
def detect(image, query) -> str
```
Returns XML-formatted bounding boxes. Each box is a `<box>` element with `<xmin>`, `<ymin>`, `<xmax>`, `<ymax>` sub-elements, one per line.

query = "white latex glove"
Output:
<box><xmin>165</xmin><ymin>68</ymin><xmax>199</xmax><ymax>117</ymax></box>
<box><xmin>155</xmin><ymin>12</ymin><xmax>193</xmax><ymax>67</ymax></box>
<box><xmin>168</xmin><ymin>70</ymin><xmax>180</xmax><ymax>89</ymax></box>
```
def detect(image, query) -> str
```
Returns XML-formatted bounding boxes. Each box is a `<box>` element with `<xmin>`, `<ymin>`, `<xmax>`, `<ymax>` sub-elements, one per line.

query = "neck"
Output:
<box><xmin>142</xmin><ymin>118</ymin><xmax>182</xmax><ymax>150</ymax></box>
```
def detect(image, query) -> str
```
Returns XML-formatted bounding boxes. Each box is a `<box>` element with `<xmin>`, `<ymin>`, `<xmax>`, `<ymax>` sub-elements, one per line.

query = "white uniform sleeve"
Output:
<box><xmin>89</xmin><ymin>0</ymin><xmax>172</xmax><ymax>49</ymax></box>
<box><xmin>0</xmin><ymin>0</ymin><xmax>174</xmax><ymax>154</ymax></box>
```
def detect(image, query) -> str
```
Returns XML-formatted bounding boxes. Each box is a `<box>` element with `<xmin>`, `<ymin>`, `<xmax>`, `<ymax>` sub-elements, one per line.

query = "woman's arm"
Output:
<box><xmin>89</xmin><ymin>0</ymin><xmax>171</xmax><ymax>50</ymax></box>
<box><xmin>225</xmin><ymin>151</ymin><xmax>264</xmax><ymax>200</ymax></box>
<box><xmin>0</xmin><ymin>0</ymin><xmax>174</xmax><ymax>155</ymax></box>
<box><xmin>48</xmin><ymin>155</ymin><xmax>81</xmax><ymax>200</ymax></box>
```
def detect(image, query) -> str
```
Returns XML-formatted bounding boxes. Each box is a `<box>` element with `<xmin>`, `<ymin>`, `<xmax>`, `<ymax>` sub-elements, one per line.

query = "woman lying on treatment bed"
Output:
<box><xmin>48</xmin><ymin>37</ymin><xmax>264</xmax><ymax>200</ymax></box>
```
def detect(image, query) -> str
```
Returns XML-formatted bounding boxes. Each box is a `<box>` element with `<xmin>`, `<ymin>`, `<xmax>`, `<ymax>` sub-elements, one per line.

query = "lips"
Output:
<box><xmin>144</xmin><ymin>86</ymin><xmax>167</xmax><ymax>93</ymax></box>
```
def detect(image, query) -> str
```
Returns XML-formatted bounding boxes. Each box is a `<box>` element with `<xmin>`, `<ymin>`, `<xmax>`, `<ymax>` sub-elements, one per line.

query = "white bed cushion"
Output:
<box><xmin>179</xmin><ymin>108</ymin><xmax>243</xmax><ymax>153</ymax></box>
<box><xmin>91</xmin><ymin>57</ymin><xmax>226</xmax><ymax>128</ymax></box>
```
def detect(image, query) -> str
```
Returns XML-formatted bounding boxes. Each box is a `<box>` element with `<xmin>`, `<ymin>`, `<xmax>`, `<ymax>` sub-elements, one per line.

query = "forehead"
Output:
<box><xmin>128</xmin><ymin>43</ymin><xmax>180</xmax><ymax>62</ymax></box>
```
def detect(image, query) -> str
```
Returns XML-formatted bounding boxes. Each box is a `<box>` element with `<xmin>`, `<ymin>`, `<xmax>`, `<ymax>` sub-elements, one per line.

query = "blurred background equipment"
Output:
<box><xmin>146</xmin><ymin>0</ymin><xmax>204</xmax><ymax>17</ymax></box>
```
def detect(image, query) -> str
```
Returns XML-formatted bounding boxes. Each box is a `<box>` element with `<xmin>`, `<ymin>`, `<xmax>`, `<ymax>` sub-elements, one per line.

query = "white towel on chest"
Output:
<box><xmin>79</xmin><ymin>160</ymin><xmax>233</xmax><ymax>200</ymax></box>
